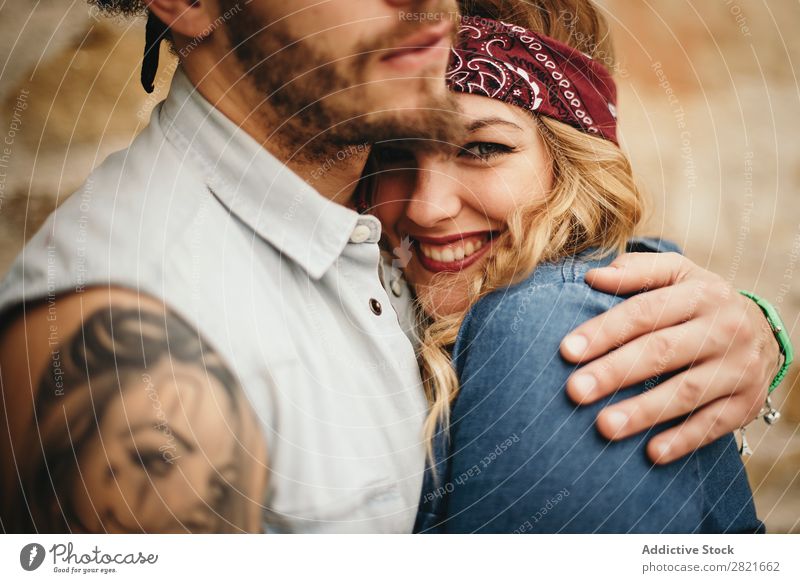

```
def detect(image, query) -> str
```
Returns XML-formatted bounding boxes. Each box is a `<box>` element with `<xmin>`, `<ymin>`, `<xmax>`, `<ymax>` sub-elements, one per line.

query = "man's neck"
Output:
<box><xmin>182</xmin><ymin>58</ymin><xmax>369</xmax><ymax>208</ymax></box>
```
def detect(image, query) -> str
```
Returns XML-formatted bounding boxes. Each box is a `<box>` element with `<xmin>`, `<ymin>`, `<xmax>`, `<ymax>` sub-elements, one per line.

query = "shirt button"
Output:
<box><xmin>369</xmin><ymin>298</ymin><xmax>383</xmax><ymax>315</ymax></box>
<box><xmin>390</xmin><ymin>278</ymin><xmax>403</xmax><ymax>298</ymax></box>
<box><xmin>350</xmin><ymin>224</ymin><xmax>371</xmax><ymax>244</ymax></box>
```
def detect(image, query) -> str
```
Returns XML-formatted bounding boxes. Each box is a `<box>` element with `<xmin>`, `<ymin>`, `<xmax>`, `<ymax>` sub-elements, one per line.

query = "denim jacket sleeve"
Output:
<box><xmin>427</xmin><ymin>249</ymin><xmax>763</xmax><ymax>533</ymax></box>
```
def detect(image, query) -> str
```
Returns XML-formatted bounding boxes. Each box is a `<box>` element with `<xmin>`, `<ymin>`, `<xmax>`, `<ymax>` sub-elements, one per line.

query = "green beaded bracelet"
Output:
<box><xmin>739</xmin><ymin>290</ymin><xmax>794</xmax><ymax>394</ymax></box>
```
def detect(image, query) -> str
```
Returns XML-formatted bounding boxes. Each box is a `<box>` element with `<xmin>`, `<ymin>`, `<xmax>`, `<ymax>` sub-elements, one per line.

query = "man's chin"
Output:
<box><xmin>328</xmin><ymin>87</ymin><xmax>462</xmax><ymax>146</ymax></box>
<box><xmin>367</xmin><ymin>63</ymin><xmax>452</xmax><ymax>103</ymax></box>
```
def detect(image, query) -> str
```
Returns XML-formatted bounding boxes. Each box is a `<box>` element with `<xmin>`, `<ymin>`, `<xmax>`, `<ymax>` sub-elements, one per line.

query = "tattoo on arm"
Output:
<box><xmin>10</xmin><ymin>307</ymin><xmax>268</xmax><ymax>533</ymax></box>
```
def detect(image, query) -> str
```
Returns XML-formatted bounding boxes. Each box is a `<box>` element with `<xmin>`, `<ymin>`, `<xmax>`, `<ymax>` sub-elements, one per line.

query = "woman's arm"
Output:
<box><xmin>439</xmin><ymin>278</ymin><xmax>762</xmax><ymax>533</ymax></box>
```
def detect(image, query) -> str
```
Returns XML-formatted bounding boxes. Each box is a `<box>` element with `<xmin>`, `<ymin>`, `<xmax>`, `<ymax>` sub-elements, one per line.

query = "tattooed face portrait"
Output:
<box><xmin>16</xmin><ymin>307</ymin><xmax>268</xmax><ymax>533</ymax></box>
<box><xmin>72</xmin><ymin>361</ymin><xmax>247</xmax><ymax>532</ymax></box>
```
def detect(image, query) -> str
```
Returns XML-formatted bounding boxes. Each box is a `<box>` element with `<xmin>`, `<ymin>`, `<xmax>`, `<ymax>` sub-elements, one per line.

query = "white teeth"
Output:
<box><xmin>418</xmin><ymin>235</ymin><xmax>491</xmax><ymax>264</ymax></box>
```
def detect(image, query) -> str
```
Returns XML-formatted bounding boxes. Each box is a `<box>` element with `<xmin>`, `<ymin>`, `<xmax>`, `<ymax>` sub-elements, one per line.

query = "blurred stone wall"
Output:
<box><xmin>0</xmin><ymin>0</ymin><xmax>797</xmax><ymax>531</ymax></box>
<box><xmin>603</xmin><ymin>0</ymin><xmax>800</xmax><ymax>533</ymax></box>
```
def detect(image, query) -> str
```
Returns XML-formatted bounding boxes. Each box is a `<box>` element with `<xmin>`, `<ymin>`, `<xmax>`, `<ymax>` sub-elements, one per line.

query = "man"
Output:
<box><xmin>0</xmin><ymin>0</ymin><xmax>780</xmax><ymax>532</ymax></box>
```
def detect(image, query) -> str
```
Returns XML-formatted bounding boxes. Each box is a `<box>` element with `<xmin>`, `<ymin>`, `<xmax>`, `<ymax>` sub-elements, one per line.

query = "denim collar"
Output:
<box><xmin>159</xmin><ymin>66</ymin><xmax>363</xmax><ymax>280</ymax></box>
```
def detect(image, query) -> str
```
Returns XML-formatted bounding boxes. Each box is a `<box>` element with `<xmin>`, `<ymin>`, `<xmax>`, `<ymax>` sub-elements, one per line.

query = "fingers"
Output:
<box><xmin>645</xmin><ymin>395</ymin><xmax>760</xmax><ymax>465</ymax></box>
<box><xmin>561</xmin><ymin>280</ymin><xmax>713</xmax><ymax>363</ymax></box>
<box><xmin>566</xmin><ymin>319</ymin><xmax>721</xmax><ymax>405</ymax></box>
<box><xmin>562</xmin><ymin>251</ymin><xmax>780</xmax><ymax>465</ymax></box>
<box><xmin>583</xmin><ymin>252</ymin><xmax>699</xmax><ymax>295</ymax></box>
<box><xmin>594</xmin><ymin>363</ymin><xmax>739</xmax><ymax>442</ymax></box>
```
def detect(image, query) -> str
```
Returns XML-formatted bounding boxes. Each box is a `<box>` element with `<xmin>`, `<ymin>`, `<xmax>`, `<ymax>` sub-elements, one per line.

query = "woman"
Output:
<box><xmin>366</xmin><ymin>0</ymin><xmax>766</xmax><ymax>532</ymax></box>
<box><xmin>8</xmin><ymin>307</ymin><xmax>268</xmax><ymax>533</ymax></box>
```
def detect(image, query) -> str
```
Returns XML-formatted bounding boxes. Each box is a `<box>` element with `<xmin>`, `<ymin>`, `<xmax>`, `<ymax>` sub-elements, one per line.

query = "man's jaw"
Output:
<box><xmin>212</xmin><ymin>2</ymin><xmax>463</xmax><ymax>198</ymax></box>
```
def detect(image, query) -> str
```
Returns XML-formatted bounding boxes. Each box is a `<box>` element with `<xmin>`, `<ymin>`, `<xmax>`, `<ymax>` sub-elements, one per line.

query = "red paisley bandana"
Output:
<box><xmin>447</xmin><ymin>16</ymin><xmax>619</xmax><ymax>144</ymax></box>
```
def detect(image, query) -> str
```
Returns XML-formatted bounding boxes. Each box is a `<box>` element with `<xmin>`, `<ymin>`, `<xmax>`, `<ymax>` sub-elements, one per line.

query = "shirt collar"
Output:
<box><xmin>158</xmin><ymin>66</ymin><xmax>372</xmax><ymax>280</ymax></box>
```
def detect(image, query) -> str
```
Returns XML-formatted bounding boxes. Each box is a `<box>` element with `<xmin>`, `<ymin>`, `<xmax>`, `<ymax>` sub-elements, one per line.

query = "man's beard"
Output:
<box><xmin>221</xmin><ymin>2</ymin><xmax>464</xmax><ymax>159</ymax></box>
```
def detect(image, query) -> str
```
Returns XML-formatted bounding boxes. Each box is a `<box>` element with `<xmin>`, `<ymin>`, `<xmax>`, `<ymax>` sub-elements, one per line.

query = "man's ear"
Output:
<box><xmin>145</xmin><ymin>0</ymin><xmax>213</xmax><ymax>39</ymax></box>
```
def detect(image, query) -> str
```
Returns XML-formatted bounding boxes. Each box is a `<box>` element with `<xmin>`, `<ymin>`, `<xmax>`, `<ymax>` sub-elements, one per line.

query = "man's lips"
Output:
<box><xmin>379</xmin><ymin>20</ymin><xmax>453</xmax><ymax>69</ymax></box>
<box><xmin>410</xmin><ymin>230</ymin><xmax>499</xmax><ymax>273</ymax></box>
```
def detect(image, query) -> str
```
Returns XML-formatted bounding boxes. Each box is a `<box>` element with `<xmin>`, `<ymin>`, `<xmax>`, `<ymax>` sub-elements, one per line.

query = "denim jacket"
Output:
<box><xmin>414</xmin><ymin>239</ymin><xmax>764</xmax><ymax>533</ymax></box>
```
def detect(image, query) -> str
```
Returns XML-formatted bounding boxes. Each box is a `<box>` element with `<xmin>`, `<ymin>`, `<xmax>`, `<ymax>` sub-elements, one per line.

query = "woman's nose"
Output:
<box><xmin>405</xmin><ymin>167</ymin><xmax>463</xmax><ymax>228</ymax></box>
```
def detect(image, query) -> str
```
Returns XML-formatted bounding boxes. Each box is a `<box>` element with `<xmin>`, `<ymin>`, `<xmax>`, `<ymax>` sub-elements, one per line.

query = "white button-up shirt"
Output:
<box><xmin>0</xmin><ymin>67</ymin><xmax>427</xmax><ymax>532</ymax></box>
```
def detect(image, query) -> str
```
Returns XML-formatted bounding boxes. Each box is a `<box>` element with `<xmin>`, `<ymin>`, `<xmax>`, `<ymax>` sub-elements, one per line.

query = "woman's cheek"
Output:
<box><xmin>458</xmin><ymin>167</ymin><xmax>517</xmax><ymax>221</ymax></box>
<box><xmin>373</xmin><ymin>195</ymin><xmax>406</xmax><ymax>246</ymax></box>
<box><xmin>374</xmin><ymin>201</ymin><xmax>400</xmax><ymax>231</ymax></box>
<box><xmin>464</xmin><ymin>190</ymin><xmax>515</xmax><ymax>223</ymax></box>
<box><xmin>374</xmin><ymin>171</ymin><xmax>412</xmax><ymax>207</ymax></box>
<box><xmin>474</xmin><ymin>156</ymin><xmax>552</xmax><ymax>218</ymax></box>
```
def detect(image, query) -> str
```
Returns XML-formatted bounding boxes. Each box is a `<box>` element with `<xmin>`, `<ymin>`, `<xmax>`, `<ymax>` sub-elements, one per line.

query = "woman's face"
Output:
<box><xmin>372</xmin><ymin>93</ymin><xmax>554</xmax><ymax>316</ymax></box>
<box><xmin>72</xmin><ymin>361</ymin><xmax>261</xmax><ymax>533</ymax></box>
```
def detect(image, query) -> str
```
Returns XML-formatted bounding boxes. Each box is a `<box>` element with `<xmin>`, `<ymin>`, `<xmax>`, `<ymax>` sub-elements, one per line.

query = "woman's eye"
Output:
<box><xmin>131</xmin><ymin>449</ymin><xmax>173</xmax><ymax>478</ymax></box>
<box><xmin>208</xmin><ymin>478</ymin><xmax>230</xmax><ymax>507</ymax></box>
<box><xmin>459</xmin><ymin>142</ymin><xmax>514</xmax><ymax>160</ymax></box>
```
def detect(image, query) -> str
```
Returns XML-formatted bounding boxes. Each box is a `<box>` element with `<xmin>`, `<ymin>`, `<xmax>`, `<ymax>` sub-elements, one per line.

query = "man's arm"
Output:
<box><xmin>560</xmin><ymin>252</ymin><xmax>781</xmax><ymax>464</ymax></box>
<box><xmin>0</xmin><ymin>288</ymin><xmax>268</xmax><ymax>533</ymax></box>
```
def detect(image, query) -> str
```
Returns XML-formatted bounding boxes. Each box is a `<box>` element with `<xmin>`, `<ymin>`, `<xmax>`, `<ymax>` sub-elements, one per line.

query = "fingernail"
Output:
<box><xmin>653</xmin><ymin>441</ymin><xmax>671</xmax><ymax>461</ymax></box>
<box><xmin>605</xmin><ymin>410</ymin><xmax>629</xmax><ymax>436</ymax></box>
<box><xmin>562</xmin><ymin>334</ymin><xmax>588</xmax><ymax>356</ymax></box>
<box><xmin>571</xmin><ymin>373</ymin><xmax>597</xmax><ymax>401</ymax></box>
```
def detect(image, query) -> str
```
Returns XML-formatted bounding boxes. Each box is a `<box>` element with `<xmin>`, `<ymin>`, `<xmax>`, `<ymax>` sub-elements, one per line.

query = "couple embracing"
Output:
<box><xmin>0</xmin><ymin>0</ymin><xmax>788</xmax><ymax>533</ymax></box>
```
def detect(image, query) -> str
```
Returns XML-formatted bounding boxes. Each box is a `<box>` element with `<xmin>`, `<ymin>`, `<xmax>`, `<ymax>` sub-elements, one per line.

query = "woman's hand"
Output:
<box><xmin>559</xmin><ymin>252</ymin><xmax>781</xmax><ymax>464</ymax></box>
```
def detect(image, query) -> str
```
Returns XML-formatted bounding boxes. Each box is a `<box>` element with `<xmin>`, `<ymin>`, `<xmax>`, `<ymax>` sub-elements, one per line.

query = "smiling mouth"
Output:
<box><xmin>412</xmin><ymin>231</ymin><xmax>499</xmax><ymax>273</ymax></box>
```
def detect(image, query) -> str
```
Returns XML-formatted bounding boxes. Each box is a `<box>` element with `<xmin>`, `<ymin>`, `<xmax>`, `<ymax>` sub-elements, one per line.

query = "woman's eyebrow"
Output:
<box><xmin>465</xmin><ymin>117</ymin><xmax>524</xmax><ymax>132</ymax></box>
<box><xmin>127</xmin><ymin>422</ymin><xmax>196</xmax><ymax>452</ymax></box>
